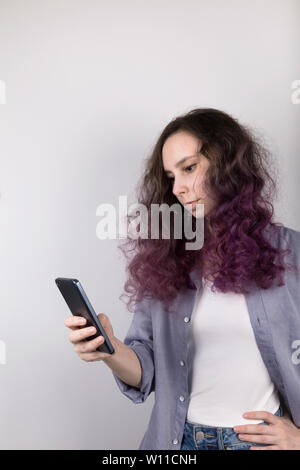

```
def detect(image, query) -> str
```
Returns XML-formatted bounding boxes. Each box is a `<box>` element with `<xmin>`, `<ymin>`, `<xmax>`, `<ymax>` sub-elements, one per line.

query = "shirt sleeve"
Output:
<box><xmin>112</xmin><ymin>297</ymin><xmax>155</xmax><ymax>404</ymax></box>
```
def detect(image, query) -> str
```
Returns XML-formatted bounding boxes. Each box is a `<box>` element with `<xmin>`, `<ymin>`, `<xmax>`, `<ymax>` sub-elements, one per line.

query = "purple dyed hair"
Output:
<box><xmin>118</xmin><ymin>108</ymin><xmax>298</xmax><ymax>313</ymax></box>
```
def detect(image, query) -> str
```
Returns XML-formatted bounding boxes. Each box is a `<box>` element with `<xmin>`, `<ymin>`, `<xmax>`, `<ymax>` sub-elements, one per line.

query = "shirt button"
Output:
<box><xmin>184</xmin><ymin>317</ymin><xmax>190</xmax><ymax>323</ymax></box>
<box><xmin>179</xmin><ymin>395</ymin><xmax>185</xmax><ymax>402</ymax></box>
<box><xmin>172</xmin><ymin>439</ymin><xmax>178</xmax><ymax>445</ymax></box>
<box><xmin>180</xmin><ymin>361</ymin><xmax>185</xmax><ymax>366</ymax></box>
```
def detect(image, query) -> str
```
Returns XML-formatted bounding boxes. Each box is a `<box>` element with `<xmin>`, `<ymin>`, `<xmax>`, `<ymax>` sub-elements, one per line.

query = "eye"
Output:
<box><xmin>166</xmin><ymin>164</ymin><xmax>196</xmax><ymax>184</ymax></box>
<box><xmin>184</xmin><ymin>164</ymin><xmax>196</xmax><ymax>173</ymax></box>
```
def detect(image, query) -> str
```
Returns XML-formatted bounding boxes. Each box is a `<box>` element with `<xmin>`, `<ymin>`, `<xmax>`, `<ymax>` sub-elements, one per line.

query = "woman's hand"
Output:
<box><xmin>233</xmin><ymin>411</ymin><xmax>300</xmax><ymax>450</ymax></box>
<box><xmin>65</xmin><ymin>313</ymin><xmax>116</xmax><ymax>362</ymax></box>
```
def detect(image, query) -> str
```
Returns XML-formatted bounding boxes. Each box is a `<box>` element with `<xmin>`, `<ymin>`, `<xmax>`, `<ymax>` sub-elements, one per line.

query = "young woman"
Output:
<box><xmin>65</xmin><ymin>108</ymin><xmax>300</xmax><ymax>450</ymax></box>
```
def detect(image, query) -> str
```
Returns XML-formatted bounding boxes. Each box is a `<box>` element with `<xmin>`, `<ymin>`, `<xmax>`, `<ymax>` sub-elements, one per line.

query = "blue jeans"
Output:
<box><xmin>180</xmin><ymin>406</ymin><xmax>282</xmax><ymax>450</ymax></box>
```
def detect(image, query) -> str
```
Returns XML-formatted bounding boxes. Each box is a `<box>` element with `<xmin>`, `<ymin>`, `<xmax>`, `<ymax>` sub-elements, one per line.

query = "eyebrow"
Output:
<box><xmin>163</xmin><ymin>154</ymin><xmax>198</xmax><ymax>175</ymax></box>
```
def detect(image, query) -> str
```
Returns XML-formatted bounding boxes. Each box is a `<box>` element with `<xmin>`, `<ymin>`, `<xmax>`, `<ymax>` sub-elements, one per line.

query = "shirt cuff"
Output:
<box><xmin>112</xmin><ymin>342</ymin><xmax>155</xmax><ymax>404</ymax></box>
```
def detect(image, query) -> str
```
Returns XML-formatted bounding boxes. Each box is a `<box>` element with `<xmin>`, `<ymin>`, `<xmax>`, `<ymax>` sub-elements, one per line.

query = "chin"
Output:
<box><xmin>192</xmin><ymin>204</ymin><xmax>206</xmax><ymax>218</ymax></box>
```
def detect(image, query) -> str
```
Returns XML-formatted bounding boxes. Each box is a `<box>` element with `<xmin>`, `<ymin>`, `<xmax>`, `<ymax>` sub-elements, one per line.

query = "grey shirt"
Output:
<box><xmin>112</xmin><ymin>224</ymin><xmax>300</xmax><ymax>450</ymax></box>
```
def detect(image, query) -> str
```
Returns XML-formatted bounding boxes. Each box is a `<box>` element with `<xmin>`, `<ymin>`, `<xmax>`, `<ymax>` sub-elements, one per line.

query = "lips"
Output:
<box><xmin>184</xmin><ymin>199</ymin><xmax>200</xmax><ymax>205</ymax></box>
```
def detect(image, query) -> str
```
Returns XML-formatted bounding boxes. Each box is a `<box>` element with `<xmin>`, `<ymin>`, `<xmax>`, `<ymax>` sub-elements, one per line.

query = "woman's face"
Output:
<box><xmin>162</xmin><ymin>131</ymin><xmax>216</xmax><ymax>217</ymax></box>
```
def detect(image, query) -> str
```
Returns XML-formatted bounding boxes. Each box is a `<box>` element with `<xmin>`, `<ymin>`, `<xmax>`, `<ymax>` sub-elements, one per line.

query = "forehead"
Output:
<box><xmin>162</xmin><ymin>132</ymin><xmax>200</xmax><ymax>160</ymax></box>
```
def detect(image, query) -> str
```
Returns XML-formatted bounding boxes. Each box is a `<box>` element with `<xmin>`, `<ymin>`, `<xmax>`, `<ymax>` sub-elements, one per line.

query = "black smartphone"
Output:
<box><xmin>55</xmin><ymin>277</ymin><xmax>115</xmax><ymax>355</ymax></box>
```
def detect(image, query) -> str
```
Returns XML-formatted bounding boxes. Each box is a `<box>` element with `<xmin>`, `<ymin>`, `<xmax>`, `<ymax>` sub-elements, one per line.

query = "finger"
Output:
<box><xmin>64</xmin><ymin>316</ymin><xmax>86</xmax><ymax>330</ymax></box>
<box><xmin>69</xmin><ymin>326</ymin><xmax>97</xmax><ymax>344</ymax></box>
<box><xmin>239</xmin><ymin>434</ymin><xmax>276</xmax><ymax>444</ymax></box>
<box><xmin>236</xmin><ymin>424</ymin><xmax>275</xmax><ymax>435</ymax></box>
<box><xmin>250</xmin><ymin>445</ymin><xmax>278</xmax><ymax>450</ymax></box>
<box><xmin>79</xmin><ymin>349</ymin><xmax>110</xmax><ymax>362</ymax></box>
<box><xmin>97</xmin><ymin>313</ymin><xmax>109</xmax><ymax>329</ymax></box>
<box><xmin>242</xmin><ymin>411</ymin><xmax>279</xmax><ymax>425</ymax></box>
<box><xmin>74</xmin><ymin>335</ymin><xmax>105</xmax><ymax>353</ymax></box>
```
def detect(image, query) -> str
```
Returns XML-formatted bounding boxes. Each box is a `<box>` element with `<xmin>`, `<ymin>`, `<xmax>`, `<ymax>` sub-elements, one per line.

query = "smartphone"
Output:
<box><xmin>55</xmin><ymin>277</ymin><xmax>115</xmax><ymax>355</ymax></box>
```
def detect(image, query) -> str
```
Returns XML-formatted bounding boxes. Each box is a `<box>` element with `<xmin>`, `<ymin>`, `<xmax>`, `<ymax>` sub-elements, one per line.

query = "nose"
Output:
<box><xmin>172</xmin><ymin>178</ymin><xmax>188</xmax><ymax>199</ymax></box>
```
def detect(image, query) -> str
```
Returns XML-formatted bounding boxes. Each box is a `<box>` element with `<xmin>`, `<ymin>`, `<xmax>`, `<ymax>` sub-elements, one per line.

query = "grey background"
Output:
<box><xmin>0</xmin><ymin>0</ymin><xmax>299</xmax><ymax>449</ymax></box>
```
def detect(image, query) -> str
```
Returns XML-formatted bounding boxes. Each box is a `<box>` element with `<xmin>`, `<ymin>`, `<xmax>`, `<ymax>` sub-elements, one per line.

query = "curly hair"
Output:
<box><xmin>118</xmin><ymin>108</ymin><xmax>298</xmax><ymax>313</ymax></box>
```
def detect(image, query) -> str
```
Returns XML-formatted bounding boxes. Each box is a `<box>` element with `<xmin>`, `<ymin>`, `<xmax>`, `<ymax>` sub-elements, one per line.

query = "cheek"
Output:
<box><xmin>193</xmin><ymin>170</ymin><xmax>207</xmax><ymax>192</ymax></box>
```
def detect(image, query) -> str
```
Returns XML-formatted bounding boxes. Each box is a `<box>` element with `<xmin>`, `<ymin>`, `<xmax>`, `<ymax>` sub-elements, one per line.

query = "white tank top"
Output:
<box><xmin>187</xmin><ymin>278</ymin><xmax>280</xmax><ymax>426</ymax></box>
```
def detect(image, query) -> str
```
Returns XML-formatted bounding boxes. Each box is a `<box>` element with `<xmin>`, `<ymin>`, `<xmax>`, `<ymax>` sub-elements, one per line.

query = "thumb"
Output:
<box><xmin>97</xmin><ymin>313</ymin><xmax>113</xmax><ymax>334</ymax></box>
<box><xmin>97</xmin><ymin>312</ymin><xmax>108</xmax><ymax>324</ymax></box>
